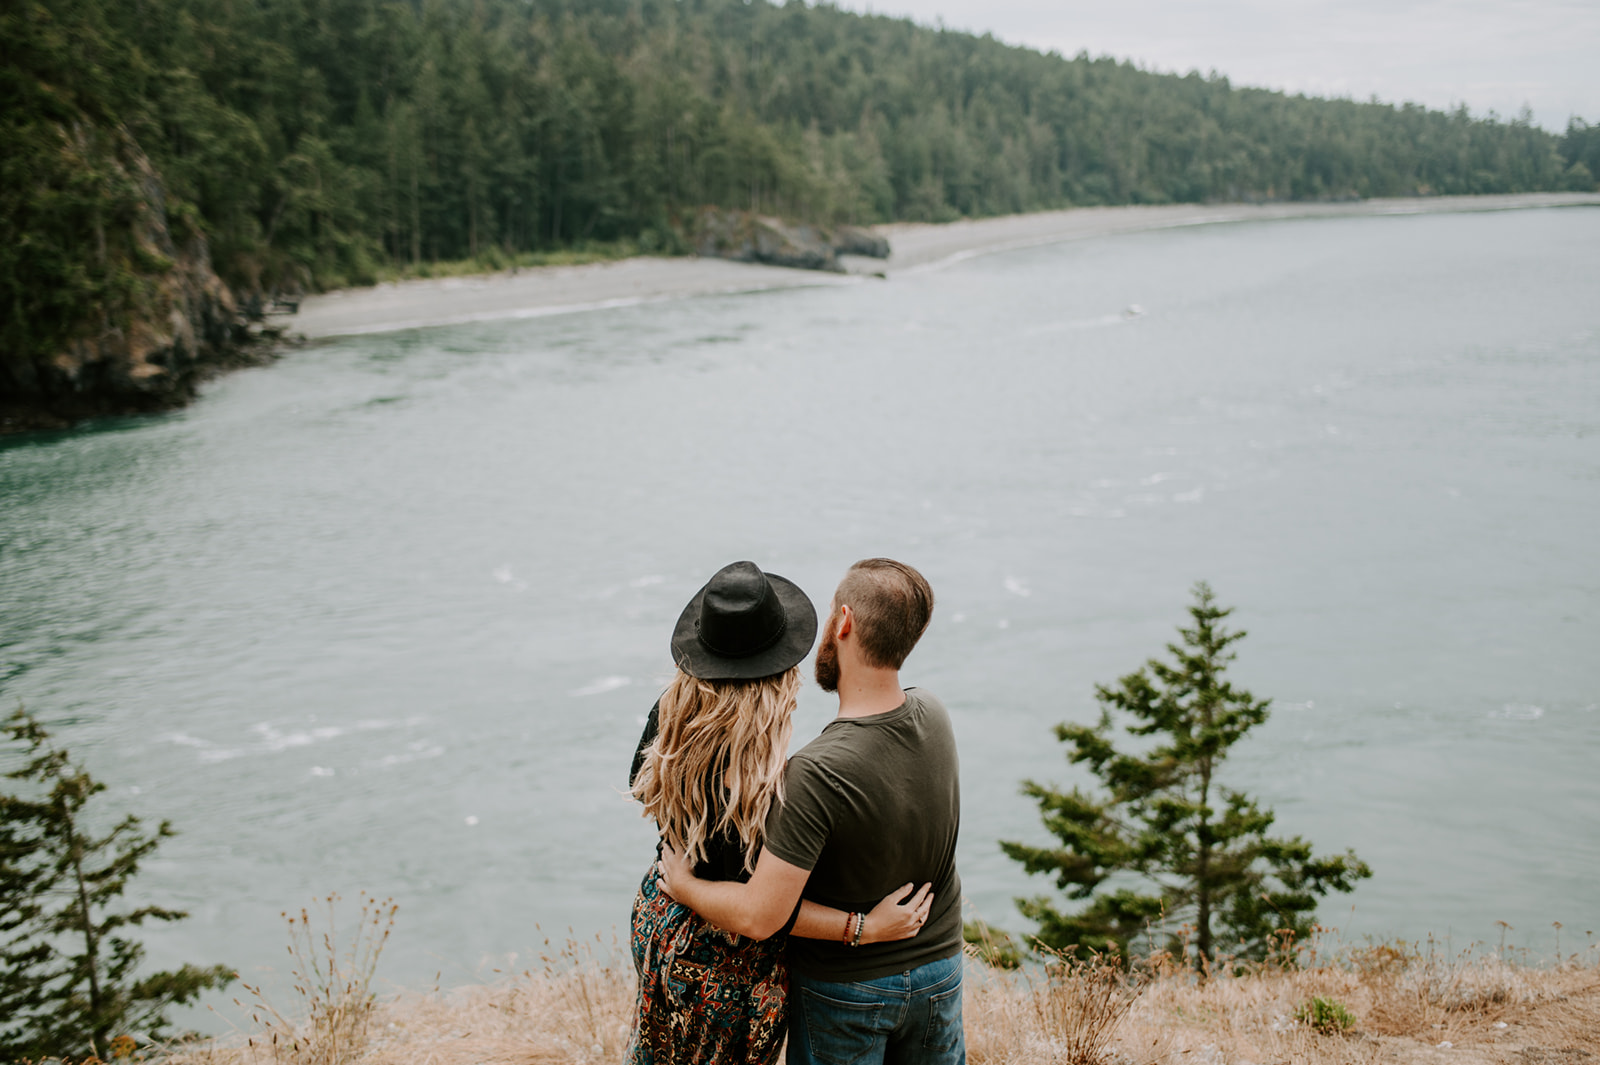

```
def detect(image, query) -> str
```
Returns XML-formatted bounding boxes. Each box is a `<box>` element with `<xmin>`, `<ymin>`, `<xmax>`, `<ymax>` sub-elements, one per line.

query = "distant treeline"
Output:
<box><xmin>4</xmin><ymin>0</ymin><xmax>1598</xmax><ymax>361</ymax></box>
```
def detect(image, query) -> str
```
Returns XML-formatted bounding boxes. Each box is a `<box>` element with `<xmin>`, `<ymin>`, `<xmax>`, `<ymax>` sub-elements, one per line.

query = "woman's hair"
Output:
<box><xmin>631</xmin><ymin>666</ymin><xmax>800</xmax><ymax>874</ymax></box>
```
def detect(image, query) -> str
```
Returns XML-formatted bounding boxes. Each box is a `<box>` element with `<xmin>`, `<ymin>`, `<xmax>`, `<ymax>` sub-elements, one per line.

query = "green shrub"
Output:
<box><xmin>1295</xmin><ymin>995</ymin><xmax>1356</xmax><ymax>1035</ymax></box>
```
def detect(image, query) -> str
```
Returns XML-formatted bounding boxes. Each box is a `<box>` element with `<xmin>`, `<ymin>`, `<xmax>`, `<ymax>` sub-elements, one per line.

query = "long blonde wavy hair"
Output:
<box><xmin>631</xmin><ymin>666</ymin><xmax>800</xmax><ymax>874</ymax></box>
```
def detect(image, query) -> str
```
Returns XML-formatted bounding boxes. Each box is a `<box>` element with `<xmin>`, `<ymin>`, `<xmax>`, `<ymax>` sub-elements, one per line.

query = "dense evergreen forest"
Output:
<box><xmin>3</xmin><ymin>0</ymin><xmax>1597</xmax><ymax>407</ymax></box>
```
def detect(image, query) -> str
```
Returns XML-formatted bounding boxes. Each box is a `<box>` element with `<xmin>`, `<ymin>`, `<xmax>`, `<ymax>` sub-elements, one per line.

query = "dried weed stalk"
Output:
<box><xmin>1355</xmin><ymin>937</ymin><xmax>1549</xmax><ymax>1036</ymax></box>
<box><xmin>233</xmin><ymin>893</ymin><xmax>398</xmax><ymax>1065</ymax></box>
<box><xmin>1029</xmin><ymin>948</ymin><xmax>1145</xmax><ymax>1065</ymax></box>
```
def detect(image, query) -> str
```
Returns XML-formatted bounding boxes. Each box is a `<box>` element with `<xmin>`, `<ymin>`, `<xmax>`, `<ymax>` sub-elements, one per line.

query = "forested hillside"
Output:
<box><xmin>3</xmin><ymin>0</ymin><xmax>1596</xmax><ymax>421</ymax></box>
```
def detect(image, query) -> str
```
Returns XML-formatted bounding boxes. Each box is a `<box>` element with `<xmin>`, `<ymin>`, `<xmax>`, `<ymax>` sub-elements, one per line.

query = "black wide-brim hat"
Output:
<box><xmin>672</xmin><ymin>561</ymin><xmax>818</xmax><ymax>681</ymax></box>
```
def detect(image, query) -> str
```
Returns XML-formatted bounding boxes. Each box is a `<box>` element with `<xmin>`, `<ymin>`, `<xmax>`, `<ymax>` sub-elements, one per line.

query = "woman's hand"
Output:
<box><xmin>657</xmin><ymin>842</ymin><xmax>693</xmax><ymax>901</ymax></box>
<box><xmin>860</xmin><ymin>882</ymin><xmax>934</xmax><ymax>944</ymax></box>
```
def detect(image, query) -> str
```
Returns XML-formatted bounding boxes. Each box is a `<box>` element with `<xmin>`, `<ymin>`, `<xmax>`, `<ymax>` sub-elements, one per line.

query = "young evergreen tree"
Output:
<box><xmin>0</xmin><ymin>709</ymin><xmax>233</xmax><ymax>1061</ymax></box>
<box><xmin>1001</xmin><ymin>584</ymin><xmax>1371</xmax><ymax>967</ymax></box>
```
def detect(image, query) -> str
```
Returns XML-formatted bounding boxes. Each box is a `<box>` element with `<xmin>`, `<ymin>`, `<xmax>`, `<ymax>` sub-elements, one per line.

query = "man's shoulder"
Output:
<box><xmin>903</xmin><ymin>687</ymin><xmax>955</xmax><ymax>731</ymax></box>
<box><xmin>788</xmin><ymin>727</ymin><xmax>852</xmax><ymax>774</ymax></box>
<box><xmin>791</xmin><ymin>688</ymin><xmax>952</xmax><ymax>765</ymax></box>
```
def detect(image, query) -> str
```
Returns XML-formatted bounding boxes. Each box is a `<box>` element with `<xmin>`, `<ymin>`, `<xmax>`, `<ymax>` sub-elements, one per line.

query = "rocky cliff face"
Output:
<box><xmin>1</xmin><ymin>130</ymin><xmax>252</xmax><ymax>433</ymax></box>
<box><xmin>690</xmin><ymin>208</ymin><xmax>890</xmax><ymax>272</ymax></box>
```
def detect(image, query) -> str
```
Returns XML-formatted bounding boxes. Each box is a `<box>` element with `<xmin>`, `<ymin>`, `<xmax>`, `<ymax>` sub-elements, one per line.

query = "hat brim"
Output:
<box><xmin>671</xmin><ymin>571</ymin><xmax>818</xmax><ymax>681</ymax></box>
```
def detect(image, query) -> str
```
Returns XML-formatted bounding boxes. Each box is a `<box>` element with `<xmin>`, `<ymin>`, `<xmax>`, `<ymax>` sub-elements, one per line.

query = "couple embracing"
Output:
<box><xmin>627</xmin><ymin>558</ymin><xmax>964</xmax><ymax>1065</ymax></box>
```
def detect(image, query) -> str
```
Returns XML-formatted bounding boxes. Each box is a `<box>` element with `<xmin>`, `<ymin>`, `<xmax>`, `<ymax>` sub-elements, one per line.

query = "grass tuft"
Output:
<box><xmin>225</xmin><ymin>893</ymin><xmax>397</xmax><ymax>1065</ymax></box>
<box><xmin>1295</xmin><ymin>994</ymin><xmax>1357</xmax><ymax>1034</ymax></box>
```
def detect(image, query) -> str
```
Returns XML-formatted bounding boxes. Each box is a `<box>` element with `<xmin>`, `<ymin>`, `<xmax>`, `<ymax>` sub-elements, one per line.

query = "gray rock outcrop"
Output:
<box><xmin>690</xmin><ymin>209</ymin><xmax>891</xmax><ymax>273</ymax></box>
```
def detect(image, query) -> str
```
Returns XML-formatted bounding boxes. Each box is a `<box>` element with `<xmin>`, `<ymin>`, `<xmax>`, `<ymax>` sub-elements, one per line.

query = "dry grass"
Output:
<box><xmin>171</xmin><ymin>932</ymin><xmax>1600</xmax><ymax>1065</ymax></box>
<box><xmin>966</xmin><ymin>938</ymin><xmax>1600</xmax><ymax>1065</ymax></box>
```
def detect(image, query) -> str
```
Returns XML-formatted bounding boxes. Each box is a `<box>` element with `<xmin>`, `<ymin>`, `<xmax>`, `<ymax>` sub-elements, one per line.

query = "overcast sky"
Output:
<box><xmin>837</xmin><ymin>0</ymin><xmax>1598</xmax><ymax>133</ymax></box>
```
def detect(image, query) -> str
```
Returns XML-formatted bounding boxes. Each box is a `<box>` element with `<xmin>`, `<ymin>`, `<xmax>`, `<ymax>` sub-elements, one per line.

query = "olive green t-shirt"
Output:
<box><xmin>763</xmin><ymin>688</ymin><xmax>962</xmax><ymax>981</ymax></box>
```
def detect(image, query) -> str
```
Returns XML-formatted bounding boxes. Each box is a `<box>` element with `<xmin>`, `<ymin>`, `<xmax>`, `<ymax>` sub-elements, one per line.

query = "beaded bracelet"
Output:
<box><xmin>850</xmin><ymin>912</ymin><xmax>866</xmax><ymax>948</ymax></box>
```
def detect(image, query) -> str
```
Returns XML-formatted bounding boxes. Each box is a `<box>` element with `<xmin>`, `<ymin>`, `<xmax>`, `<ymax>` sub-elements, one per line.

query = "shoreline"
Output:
<box><xmin>180</xmin><ymin>946</ymin><xmax>1599</xmax><ymax>1065</ymax></box>
<box><xmin>286</xmin><ymin>193</ymin><xmax>1600</xmax><ymax>341</ymax></box>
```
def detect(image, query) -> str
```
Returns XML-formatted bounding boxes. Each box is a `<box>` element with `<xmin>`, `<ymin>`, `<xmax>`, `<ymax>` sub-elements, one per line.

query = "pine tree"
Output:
<box><xmin>0</xmin><ymin>709</ymin><xmax>233</xmax><ymax>1061</ymax></box>
<box><xmin>1000</xmin><ymin>583</ymin><xmax>1371</xmax><ymax>966</ymax></box>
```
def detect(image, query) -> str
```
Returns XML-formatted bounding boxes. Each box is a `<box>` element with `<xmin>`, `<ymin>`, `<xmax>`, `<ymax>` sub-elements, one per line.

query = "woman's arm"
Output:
<box><xmin>657</xmin><ymin>843</ymin><xmax>933</xmax><ymax>945</ymax></box>
<box><xmin>660</xmin><ymin>843</ymin><xmax>809</xmax><ymax>940</ymax></box>
<box><xmin>791</xmin><ymin>883</ymin><xmax>934</xmax><ymax>945</ymax></box>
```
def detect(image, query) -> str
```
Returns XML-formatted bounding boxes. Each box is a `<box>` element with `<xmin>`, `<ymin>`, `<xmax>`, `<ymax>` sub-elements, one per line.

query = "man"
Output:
<box><xmin>660</xmin><ymin>557</ymin><xmax>964</xmax><ymax>1065</ymax></box>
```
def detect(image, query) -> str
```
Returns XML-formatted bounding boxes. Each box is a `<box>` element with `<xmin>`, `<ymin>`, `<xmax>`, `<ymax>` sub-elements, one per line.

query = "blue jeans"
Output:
<box><xmin>787</xmin><ymin>954</ymin><xmax>965</xmax><ymax>1065</ymax></box>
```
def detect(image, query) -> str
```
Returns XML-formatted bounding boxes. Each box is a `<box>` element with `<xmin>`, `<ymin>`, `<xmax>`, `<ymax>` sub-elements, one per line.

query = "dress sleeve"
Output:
<box><xmin>628</xmin><ymin>700</ymin><xmax>661</xmax><ymax>789</ymax></box>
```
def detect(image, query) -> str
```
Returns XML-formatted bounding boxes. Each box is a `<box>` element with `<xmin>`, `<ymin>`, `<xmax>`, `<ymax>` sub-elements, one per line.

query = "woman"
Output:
<box><xmin>628</xmin><ymin>561</ymin><xmax>930</xmax><ymax>1065</ymax></box>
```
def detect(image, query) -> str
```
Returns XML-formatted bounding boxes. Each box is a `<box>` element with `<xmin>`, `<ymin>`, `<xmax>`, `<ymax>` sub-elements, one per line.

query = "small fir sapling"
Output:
<box><xmin>996</xmin><ymin>583</ymin><xmax>1371</xmax><ymax>967</ymax></box>
<box><xmin>1</xmin><ymin>708</ymin><xmax>233</xmax><ymax>1061</ymax></box>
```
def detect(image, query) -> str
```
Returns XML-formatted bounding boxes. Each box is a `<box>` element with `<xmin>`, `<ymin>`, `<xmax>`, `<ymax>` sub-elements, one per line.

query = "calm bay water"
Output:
<box><xmin>2</xmin><ymin>207</ymin><xmax>1598</xmax><ymax>1003</ymax></box>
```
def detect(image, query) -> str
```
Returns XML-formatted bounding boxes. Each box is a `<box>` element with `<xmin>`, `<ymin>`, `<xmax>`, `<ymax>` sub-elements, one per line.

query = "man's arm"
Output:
<box><xmin>659</xmin><ymin>842</ymin><xmax>809</xmax><ymax>941</ymax></box>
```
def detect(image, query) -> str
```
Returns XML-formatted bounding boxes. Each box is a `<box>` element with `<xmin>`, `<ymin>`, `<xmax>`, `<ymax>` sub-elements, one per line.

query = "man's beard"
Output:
<box><xmin>814</xmin><ymin>620</ymin><xmax>840</xmax><ymax>693</ymax></box>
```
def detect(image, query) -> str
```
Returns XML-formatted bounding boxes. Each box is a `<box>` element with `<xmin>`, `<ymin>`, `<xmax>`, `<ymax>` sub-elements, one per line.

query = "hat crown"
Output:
<box><xmin>698</xmin><ymin>561</ymin><xmax>787</xmax><ymax>658</ymax></box>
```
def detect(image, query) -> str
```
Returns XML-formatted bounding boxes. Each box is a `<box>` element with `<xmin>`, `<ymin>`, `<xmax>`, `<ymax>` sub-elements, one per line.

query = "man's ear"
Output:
<box><xmin>836</xmin><ymin>604</ymin><xmax>853</xmax><ymax>639</ymax></box>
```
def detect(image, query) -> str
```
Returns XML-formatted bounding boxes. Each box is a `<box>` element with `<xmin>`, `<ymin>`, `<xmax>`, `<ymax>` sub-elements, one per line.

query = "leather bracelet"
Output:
<box><xmin>841</xmin><ymin>912</ymin><xmax>854</xmax><ymax>944</ymax></box>
<box><xmin>850</xmin><ymin>912</ymin><xmax>865</xmax><ymax>948</ymax></box>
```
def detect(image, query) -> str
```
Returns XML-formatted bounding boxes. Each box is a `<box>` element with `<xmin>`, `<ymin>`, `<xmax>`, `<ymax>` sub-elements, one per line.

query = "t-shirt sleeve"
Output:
<box><xmin>762</xmin><ymin>754</ymin><xmax>835</xmax><ymax>872</ymax></box>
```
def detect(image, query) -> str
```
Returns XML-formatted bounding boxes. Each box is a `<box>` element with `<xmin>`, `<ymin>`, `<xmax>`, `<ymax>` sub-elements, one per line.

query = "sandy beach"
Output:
<box><xmin>286</xmin><ymin>192</ymin><xmax>1600</xmax><ymax>340</ymax></box>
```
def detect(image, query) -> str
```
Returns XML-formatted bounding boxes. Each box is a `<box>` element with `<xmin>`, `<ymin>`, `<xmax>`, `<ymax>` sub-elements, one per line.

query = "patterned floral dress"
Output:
<box><xmin>627</xmin><ymin>863</ymin><xmax>789</xmax><ymax>1065</ymax></box>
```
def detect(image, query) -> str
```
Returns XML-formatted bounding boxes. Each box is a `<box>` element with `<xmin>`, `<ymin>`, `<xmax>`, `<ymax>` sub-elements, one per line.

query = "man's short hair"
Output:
<box><xmin>835</xmin><ymin>558</ymin><xmax>935</xmax><ymax>670</ymax></box>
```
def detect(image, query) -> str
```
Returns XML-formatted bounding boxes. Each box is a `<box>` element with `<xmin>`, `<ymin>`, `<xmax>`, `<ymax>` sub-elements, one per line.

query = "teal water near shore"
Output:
<box><xmin>2</xmin><ymin>207</ymin><xmax>1597</xmax><ymax>1003</ymax></box>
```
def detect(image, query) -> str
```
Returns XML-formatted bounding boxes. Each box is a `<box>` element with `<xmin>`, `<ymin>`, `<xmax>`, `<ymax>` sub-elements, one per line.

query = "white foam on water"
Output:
<box><xmin>492</xmin><ymin>565</ymin><xmax>528</xmax><ymax>592</ymax></box>
<box><xmin>375</xmin><ymin>744</ymin><xmax>445</xmax><ymax>767</ymax></box>
<box><xmin>1023</xmin><ymin>312</ymin><xmax>1128</xmax><ymax>335</ymax></box>
<box><xmin>252</xmin><ymin>719</ymin><xmax>398</xmax><ymax>749</ymax></box>
<box><xmin>1496</xmin><ymin>703</ymin><xmax>1545</xmax><ymax>721</ymax></box>
<box><xmin>1173</xmin><ymin>486</ymin><xmax>1205</xmax><ymax>503</ymax></box>
<box><xmin>572</xmin><ymin>676</ymin><xmax>631</xmax><ymax>697</ymax></box>
<box><xmin>630</xmin><ymin>575</ymin><xmax>664</xmax><ymax>587</ymax></box>
<box><xmin>176</xmin><ymin>718</ymin><xmax>405</xmax><ymax>763</ymax></box>
<box><xmin>1003</xmin><ymin>576</ymin><xmax>1032</xmax><ymax>598</ymax></box>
